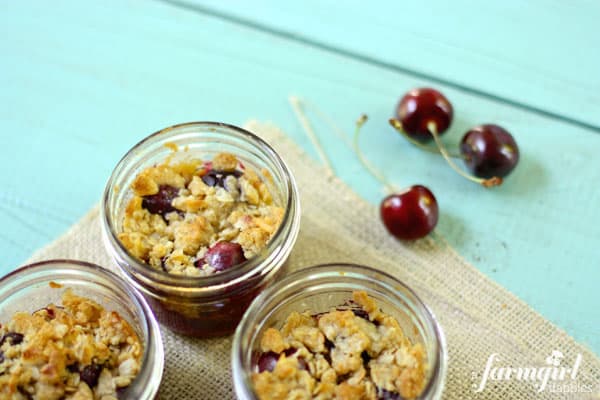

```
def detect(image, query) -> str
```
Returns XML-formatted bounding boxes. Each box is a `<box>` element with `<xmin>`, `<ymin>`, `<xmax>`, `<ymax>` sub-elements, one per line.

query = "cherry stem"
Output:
<box><xmin>353</xmin><ymin>115</ymin><xmax>398</xmax><ymax>194</ymax></box>
<box><xmin>389</xmin><ymin>118</ymin><xmax>463</xmax><ymax>159</ymax></box>
<box><xmin>293</xmin><ymin>96</ymin><xmax>354</xmax><ymax>149</ymax></box>
<box><xmin>289</xmin><ymin>96</ymin><xmax>335</xmax><ymax>176</ymax></box>
<box><xmin>427</xmin><ymin>121</ymin><xmax>502</xmax><ymax>187</ymax></box>
<box><xmin>288</xmin><ymin>97</ymin><xmax>401</xmax><ymax>194</ymax></box>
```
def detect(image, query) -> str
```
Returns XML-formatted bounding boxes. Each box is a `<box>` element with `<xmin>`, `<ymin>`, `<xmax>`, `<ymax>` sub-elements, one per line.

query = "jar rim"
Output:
<box><xmin>101</xmin><ymin>121</ymin><xmax>301</xmax><ymax>292</ymax></box>
<box><xmin>232</xmin><ymin>263</ymin><xmax>447</xmax><ymax>400</ymax></box>
<box><xmin>0</xmin><ymin>259</ymin><xmax>164</xmax><ymax>400</ymax></box>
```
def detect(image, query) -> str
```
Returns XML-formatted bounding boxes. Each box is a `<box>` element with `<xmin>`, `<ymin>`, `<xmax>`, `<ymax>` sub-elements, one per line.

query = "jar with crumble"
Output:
<box><xmin>0</xmin><ymin>260</ymin><xmax>164</xmax><ymax>400</ymax></box>
<box><xmin>101</xmin><ymin>122</ymin><xmax>301</xmax><ymax>337</ymax></box>
<box><xmin>232</xmin><ymin>264</ymin><xmax>447</xmax><ymax>399</ymax></box>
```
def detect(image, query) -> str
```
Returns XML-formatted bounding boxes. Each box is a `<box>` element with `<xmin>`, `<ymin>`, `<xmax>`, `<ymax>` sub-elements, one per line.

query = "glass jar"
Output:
<box><xmin>232</xmin><ymin>263</ymin><xmax>447</xmax><ymax>399</ymax></box>
<box><xmin>0</xmin><ymin>259</ymin><xmax>164</xmax><ymax>400</ymax></box>
<box><xmin>101</xmin><ymin>121</ymin><xmax>301</xmax><ymax>337</ymax></box>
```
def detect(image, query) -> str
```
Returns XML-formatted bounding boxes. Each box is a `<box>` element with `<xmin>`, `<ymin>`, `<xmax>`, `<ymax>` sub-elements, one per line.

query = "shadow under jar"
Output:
<box><xmin>232</xmin><ymin>264</ymin><xmax>447</xmax><ymax>400</ymax></box>
<box><xmin>101</xmin><ymin>122</ymin><xmax>301</xmax><ymax>337</ymax></box>
<box><xmin>0</xmin><ymin>259</ymin><xmax>164</xmax><ymax>400</ymax></box>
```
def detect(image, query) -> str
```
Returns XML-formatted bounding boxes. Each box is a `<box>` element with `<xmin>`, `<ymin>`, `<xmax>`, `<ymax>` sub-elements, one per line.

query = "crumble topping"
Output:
<box><xmin>0</xmin><ymin>289</ymin><xmax>143</xmax><ymax>400</ymax></box>
<box><xmin>118</xmin><ymin>150</ymin><xmax>284</xmax><ymax>277</ymax></box>
<box><xmin>253</xmin><ymin>291</ymin><xmax>427</xmax><ymax>400</ymax></box>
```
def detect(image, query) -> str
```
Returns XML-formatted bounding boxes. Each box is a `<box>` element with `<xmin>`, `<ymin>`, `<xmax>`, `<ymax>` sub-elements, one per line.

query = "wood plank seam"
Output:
<box><xmin>156</xmin><ymin>0</ymin><xmax>600</xmax><ymax>134</ymax></box>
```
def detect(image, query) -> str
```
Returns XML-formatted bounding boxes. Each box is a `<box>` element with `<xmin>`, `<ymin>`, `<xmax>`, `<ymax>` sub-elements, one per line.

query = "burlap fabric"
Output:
<box><xmin>26</xmin><ymin>122</ymin><xmax>599</xmax><ymax>399</ymax></box>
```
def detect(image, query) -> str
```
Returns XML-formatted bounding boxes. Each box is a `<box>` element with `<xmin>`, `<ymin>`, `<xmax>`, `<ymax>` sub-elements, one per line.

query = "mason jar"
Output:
<box><xmin>0</xmin><ymin>259</ymin><xmax>164</xmax><ymax>399</ymax></box>
<box><xmin>232</xmin><ymin>263</ymin><xmax>447</xmax><ymax>399</ymax></box>
<box><xmin>101</xmin><ymin>122</ymin><xmax>301</xmax><ymax>337</ymax></box>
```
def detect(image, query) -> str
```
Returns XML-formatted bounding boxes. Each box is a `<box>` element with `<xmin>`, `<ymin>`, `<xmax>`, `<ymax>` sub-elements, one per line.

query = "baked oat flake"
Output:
<box><xmin>118</xmin><ymin>151</ymin><xmax>283</xmax><ymax>277</ymax></box>
<box><xmin>0</xmin><ymin>289</ymin><xmax>142</xmax><ymax>400</ymax></box>
<box><xmin>253</xmin><ymin>291</ymin><xmax>427</xmax><ymax>400</ymax></box>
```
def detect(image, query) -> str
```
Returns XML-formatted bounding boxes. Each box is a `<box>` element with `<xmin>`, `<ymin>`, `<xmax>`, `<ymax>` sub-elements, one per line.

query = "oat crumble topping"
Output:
<box><xmin>0</xmin><ymin>289</ymin><xmax>143</xmax><ymax>400</ymax></box>
<box><xmin>253</xmin><ymin>291</ymin><xmax>427</xmax><ymax>400</ymax></box>
<box><xmin>118</xmin><ymin>150</ymin><xmax>284</xmax><ymax>277</ymax></box>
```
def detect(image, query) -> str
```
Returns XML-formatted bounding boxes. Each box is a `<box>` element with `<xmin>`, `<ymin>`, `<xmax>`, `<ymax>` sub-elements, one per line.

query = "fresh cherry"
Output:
<box><xmin>391</xmin><ymin>88</ymin><xmax>507</xmax><ymax>187</ymax></box>
<box><xmin>380</xmin><ymin>185</ymin><xmax>438</xmax><ymax>240</ymax></box>
<box><xmin>351</xmin><ymin>116</ymin><xmax>440</xmax><ymax>239</ymax></box>
<box><xmin>199</xmin><ymin>241</ymin><xmax>247</xmax><ymax>272</ymax></box>
<box><xmin>142</xmin><ymin>185</ymin><xmax>179</xmax><ymax>216</ymax></box>
<box><xmin>395</xmin><ymin>88</ymin><xmax>453</xmax><ymax>142</ymax></box>
<box><xmin>460</xmin><ymin>124</ymin><xmax>519</xmax><ymax>179</ymax></box>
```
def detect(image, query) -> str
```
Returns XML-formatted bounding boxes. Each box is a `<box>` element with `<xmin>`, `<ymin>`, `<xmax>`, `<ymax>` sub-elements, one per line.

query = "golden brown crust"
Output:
<box><xmin>252</xmin><ymin>291</ymin><xmax>427</xmax><ymax>400</ymax></box>
<box><xmin>119</xmin><ymin>152</ymin><xmax>284</xmax><ymax>277</ymax></box>
<box><xmin>212</xmin><ymin>152</ymin><xmax>238</xmax><ymax>171</ymax></box>
<box><xmin>0</xmin><ymin>289</ymin><xmax>143</xmax><ymax>400</ymax></box>
<box><xmin>253</xmin><ymin>357</ymin><xmax>314</xmax><ymax>400</ymax></box>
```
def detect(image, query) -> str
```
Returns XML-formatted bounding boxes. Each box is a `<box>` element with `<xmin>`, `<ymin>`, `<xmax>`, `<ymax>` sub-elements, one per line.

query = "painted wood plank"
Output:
<box><xmin>0</xmin><ymin>1</ymin><xmax>598</xmax><ymax>355</ymax></box>
<box><xmin>182</xmin><ymin>0</ymin><xmax>600</xmax><ymax>130</ymax></box>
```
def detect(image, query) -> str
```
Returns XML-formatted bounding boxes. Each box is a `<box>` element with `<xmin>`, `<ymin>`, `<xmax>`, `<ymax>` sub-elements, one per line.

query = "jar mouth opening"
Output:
<box><xmin>0</xmin><ymin>259</ymin><xmax>164</xmax><ymax>400</ymax></box>
<box><xmin>232</xmin><ymin>263</ymin><xmax>447</xmax><ymax>400</ymax></box>
<box><xmin>101</xmin><ymin>121</ymin><xmax>300</xmax><ymax>291</ymax></box>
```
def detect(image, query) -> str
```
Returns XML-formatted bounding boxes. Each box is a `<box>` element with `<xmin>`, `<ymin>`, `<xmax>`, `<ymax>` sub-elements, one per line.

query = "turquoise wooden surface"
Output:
<box><xmin>182</xmin><ymin>0</ymin><xmax>600</xmax><ymax>130</ymax></box>
<box><xmin>0</xmin><ymin>0</ymin><xmax>598</xmax><ymax>357</ymax></box>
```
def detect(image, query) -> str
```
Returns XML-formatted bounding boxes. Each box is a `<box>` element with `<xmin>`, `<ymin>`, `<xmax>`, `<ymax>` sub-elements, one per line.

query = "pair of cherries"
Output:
<box><xmin>380</xmin><ymin>88</ymin><xmax>520</xmax><ymax>240</ymax></box>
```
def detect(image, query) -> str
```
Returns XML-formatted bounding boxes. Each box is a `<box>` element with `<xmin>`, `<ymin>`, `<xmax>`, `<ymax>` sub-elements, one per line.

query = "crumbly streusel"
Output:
<box><xmin>253</xmin><ymin>291</ymin><xmax>427</xmax><ymax>400</ymax></box>
<box><xmin>0</xmin><ymin>288</ymin><xmax>143</xmax><ymax>400</ymax></box>
<box><xmin>118</xmin><ymin>150</ymin><xmax>284</xmax><ymax>277</ymax></box>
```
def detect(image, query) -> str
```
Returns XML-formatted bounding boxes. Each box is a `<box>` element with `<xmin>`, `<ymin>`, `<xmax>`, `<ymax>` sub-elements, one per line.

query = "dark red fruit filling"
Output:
<box><xmin>257</xmin><ymin>351</ymin><xmax>280</xmax><ymax>373</ymax></box>
<box><xmin>297</xmin><ymin>356</ymin><xmax>309</xmax><ymax>371</ymax></box>
<box><xmin>33</xmin><ymin>307</ymin><xmax>56</xmax><ymax>320</ymax></box>
<box><xmin>141</xmin><ymin>185</ymin><xmax>179</xmax><ymax>216</ymax></box>
<box><xmin>197</xmin><ymin>241</ymin><xmax>247</xmax><ymax>272</ymax></box>
<box><xmin>378</xmin><ymin>388</ymin><xmax>403</xmax><ymax>399</ymax></box>
<box><xmin>80</xmin><ymin>363</ymin><xmax>103</xmax><ymax>388</ymax></box>
<box><xmin>256</xmin><ymin>348</ymin><xmax>305</xmax><ymax>373</ymax></box>
<box><xmin>0</xmin><ymin>332</ymin><xmax>24</xmax><ymax>346</ymax></box>
<box><xmin>67</xmin><ymin>363</ymin><xmax>80</xmax><ymax>373</ymax></box>
<box><xmin>201</xmin><ymin>170</ymin><xmax>243</xmax><ymax>188</ymax></box>
<box><xmin>351</xmin><ymin>308</ymin><xmax>371</xmax><ymax>321</ymax></box>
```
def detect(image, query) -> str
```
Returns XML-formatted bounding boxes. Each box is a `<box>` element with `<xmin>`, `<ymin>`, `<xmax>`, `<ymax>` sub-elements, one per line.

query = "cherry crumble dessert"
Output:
<box><xmin>0</xmin><ymin>289</ymin><xmax>142</xmax><ymax>400</ymax></box>
<box><xmin>118</xmin><ymin>150</ymin><xmax>284</xmax><ymax>276</ymax></box>
<box><xmin>252</xmin><ymin>291</ymin><xmax>426</xmax><ymax>400</ymax></box>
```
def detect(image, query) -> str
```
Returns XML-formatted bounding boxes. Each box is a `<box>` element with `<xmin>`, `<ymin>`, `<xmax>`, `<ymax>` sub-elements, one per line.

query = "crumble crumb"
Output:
<box><xmin>253</xmin><ymin>291</ymin><xmax>427</xmax><ymax>400</ymax></box>
<box><xmin>118</xmin><ymin>151</ymin><xmax>284</xmax><ymax>276</ymax></box>
<box><xmin>0</xmin><ymin>289</ymin><xmax>143</xmax><ymax>400</ymax></box>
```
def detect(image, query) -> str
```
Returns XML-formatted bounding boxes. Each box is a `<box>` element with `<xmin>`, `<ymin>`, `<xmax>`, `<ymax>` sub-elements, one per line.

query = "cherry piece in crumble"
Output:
<box><xmin>198</xmin><ymin>241</ymin><xmax>247</xmax><ymax>272</ymax></box>
<box><xmin>141</xmin><ymin>185</ymin><xmax>179</xmax><ymax>216</ymax></box>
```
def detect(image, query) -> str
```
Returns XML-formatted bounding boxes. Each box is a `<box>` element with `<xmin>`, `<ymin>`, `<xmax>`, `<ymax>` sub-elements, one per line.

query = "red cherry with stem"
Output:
<box><xmin>352</xmin><ymin>115</ymin><xmax>439</xmax><ymax>240</ymax></box>
<box><xmin>395</xmin><ymin>88</ymin><xmax>453</xmax><ymax>142</ymax></box>
<box><xmin>390</xmin><ymin>87</ymin><xmax>505</xmax><ymax>187</ymax></box>
<box><xmin>460</xmin><ymin>124</ymin><xmax>519</xmax><ymax>179</ymax></box>
<box><xmin>380</xmin><ymin>185</ymin><xmax>439</xmax><ymax>240</ymax></box>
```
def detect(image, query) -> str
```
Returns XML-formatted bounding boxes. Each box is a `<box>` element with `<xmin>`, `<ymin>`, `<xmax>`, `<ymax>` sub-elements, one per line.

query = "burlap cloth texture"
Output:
<box><xmin>26</xmin><ymin>122</ymin><xmax>599</xmax><ymax>399</ymax></box>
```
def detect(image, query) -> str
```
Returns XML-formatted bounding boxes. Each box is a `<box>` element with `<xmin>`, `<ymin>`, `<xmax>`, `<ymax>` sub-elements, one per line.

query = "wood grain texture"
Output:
<box><xmin>0</xmin><ymin>1</ymin><xmax>598</xmax><ymax>355</ymax></box>
<box><xmin>184</xmin><ymin>0</ymin><xmax>600</xmax><ymax>130</ymax></box>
